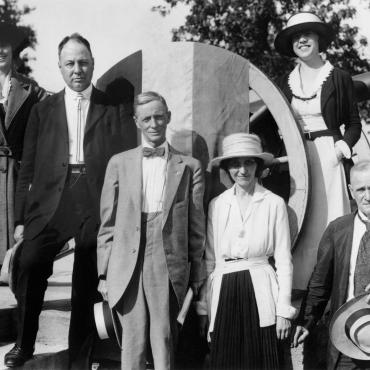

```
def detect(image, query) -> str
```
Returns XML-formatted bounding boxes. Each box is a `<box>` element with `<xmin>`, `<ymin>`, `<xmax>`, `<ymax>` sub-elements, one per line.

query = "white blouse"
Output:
<box><xmin>199</xmin><ymin>184</ymin><xmax>296</xmax><ymax>335</ymax></box>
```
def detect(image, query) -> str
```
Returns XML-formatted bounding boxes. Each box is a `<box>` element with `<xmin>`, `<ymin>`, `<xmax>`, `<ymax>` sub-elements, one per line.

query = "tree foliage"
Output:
<box><xmin>0</xmin><ymin>0</ymin><xmax>36</xmax><ymax>76</ymax></box>
<box><xmin>153</xmin><ymin>0</ymin><xmax>370</xmax><ymax>81</ymax></box>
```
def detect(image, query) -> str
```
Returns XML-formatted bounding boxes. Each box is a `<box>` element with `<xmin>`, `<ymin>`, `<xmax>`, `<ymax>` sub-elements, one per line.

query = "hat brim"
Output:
<box><xmin>94</xmin><ymin>301</ymin><xmax>122</xmax><ymax>348</ymax></box>
<box><xmin>329</xmin><ymin>294</ymin><xmax>370</xmax><ymax>360</ymax></box>
<box><xmin>0</xmin><ymin>24</ymin><xmax>29</xmax><ymax>53</ymax></box>
<box><xmin>274</xmin><ymin>22</ymin><xmax>334</xmax><ymax>57</ymax></box>
<box><xmin>211</xmin><ymin>152</ymin><xmax>274</xmax><ymax>167</ymax></box>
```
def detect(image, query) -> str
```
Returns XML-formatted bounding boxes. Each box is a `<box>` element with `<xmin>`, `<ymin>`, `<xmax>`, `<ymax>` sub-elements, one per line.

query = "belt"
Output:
<box><xmin>304</xmin><ymin>129</ymin><xmax>337</xmax><ymax>141</ymax></box>
<box><xmin>68</xmin><ymin>164</ymin><xmax>87</xmax><ymax>174</ymax></box>
<box><xmin>225</xmin><ymin>257</ymin><xmax>244</xmax><ymax>262</ymax></box>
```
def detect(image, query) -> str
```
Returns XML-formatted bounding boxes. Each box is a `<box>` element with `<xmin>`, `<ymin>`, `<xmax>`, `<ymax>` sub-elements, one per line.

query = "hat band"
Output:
<box><xmin>345</xmin><ymin>308</ymin><xmax>370</xmax><ymax>355</ymax></box>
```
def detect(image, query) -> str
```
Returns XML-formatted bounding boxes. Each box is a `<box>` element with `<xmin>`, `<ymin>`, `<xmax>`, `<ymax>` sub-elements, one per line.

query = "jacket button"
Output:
<box><xmin>62</xmin><ymin>162</ymin><xmax>67</xmax><ymax>167</ymax></box>
<box><xmin>136</xmin><ymin>226</ymin><xmax>139</xmax><ymax>232</ymax></box>
<box><xmin>132</xmin><ymin>248</ymin><xmax>136</xmax><ymax>254</ymax></box>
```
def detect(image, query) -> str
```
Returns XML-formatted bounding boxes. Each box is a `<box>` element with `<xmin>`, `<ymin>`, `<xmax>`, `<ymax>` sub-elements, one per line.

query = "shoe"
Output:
<box><xmin>4</xmin><ymin>344</ymin><xmax>33</xmax><ymax>368</ymax></box>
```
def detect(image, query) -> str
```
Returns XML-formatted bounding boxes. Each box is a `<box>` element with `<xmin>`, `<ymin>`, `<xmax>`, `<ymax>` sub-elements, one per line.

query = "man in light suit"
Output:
<box><xmin>292</xmin><ymin>160</ymin><xmax>370</xmax><ymax>369</ymax></box>
<box><xmin>4</xmin><ymin>34</ymin><xmax>132</xmax><ymax>368</ymax></box>
<box><xmin>97</xmin><ymin>91</ymin><xmax>206</xmax><ymax>370</ymax></box>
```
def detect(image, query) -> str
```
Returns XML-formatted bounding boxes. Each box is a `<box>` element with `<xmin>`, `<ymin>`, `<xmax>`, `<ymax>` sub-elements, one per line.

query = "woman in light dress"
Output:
<box><xmin>274</xmin><ymin>12</ymin><xmax>361</xmax><ymax>288</ymax></box>
<box><xmin>198</xmin><ymin>133</ymin><xmax>296</xmax><ymax>369</ymax></box>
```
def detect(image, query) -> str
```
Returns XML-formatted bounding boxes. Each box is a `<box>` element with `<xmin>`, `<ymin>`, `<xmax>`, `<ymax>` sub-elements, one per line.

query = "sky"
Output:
<box><xmin>17</xmin><ymin>0</ymin><xmax>189</xmax><ymax>91</ymax></box>
<box><xmin>17</xmin><ymin>0</ymin><xmax>370</xmax><ymax>92</ymax></box>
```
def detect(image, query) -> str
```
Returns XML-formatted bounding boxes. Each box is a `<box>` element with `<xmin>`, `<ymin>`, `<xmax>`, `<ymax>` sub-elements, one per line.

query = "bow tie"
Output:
<box><xmin>142</xmin><ymin>147</ymin><xmax>165</xmax><ymax>158</ymax></box>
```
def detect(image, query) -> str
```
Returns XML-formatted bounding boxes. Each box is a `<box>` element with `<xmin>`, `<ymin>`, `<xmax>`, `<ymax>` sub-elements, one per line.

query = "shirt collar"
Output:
<box><xmin>357</xmin><ymin>210</ymin><xmax>369</xmax><ymax>222</ymax></box>
<box><xmin>64</xmin><ymin>83</ymin><xmax>93</xmax><ymax>100</ymax></box>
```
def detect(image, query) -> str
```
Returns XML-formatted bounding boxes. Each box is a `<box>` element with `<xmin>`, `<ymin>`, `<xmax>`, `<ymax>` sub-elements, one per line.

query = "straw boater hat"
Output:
<box><xmin>0</xmin><ymin>22</ymin><xmax>29</xmax><ymax>55</ymax></box>
<box><xmin>211</xmin><ymin>133</ymin><xmax>274</xmax><ymax>167</ymax></box>
<box><xmin>94</xmin><ymin>301</ymin><xmax>122</xmax><ymax>348</ymax></box>
<box><xmin>329</xmin><ymin>294</ymin><xmax>370</xmax><ymax>360</ymax></box>
<box><xmin>274</xmin><ymin>12</ymin><xmax>335</xmax><ymax>57</ymax></box>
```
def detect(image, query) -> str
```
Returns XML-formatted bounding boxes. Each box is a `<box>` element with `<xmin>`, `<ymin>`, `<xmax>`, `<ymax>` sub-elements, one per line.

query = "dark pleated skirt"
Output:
<box><xmin>209</xmin><ymin>270</ymin><xmax>280</xmax><ymax>370</ymax></box>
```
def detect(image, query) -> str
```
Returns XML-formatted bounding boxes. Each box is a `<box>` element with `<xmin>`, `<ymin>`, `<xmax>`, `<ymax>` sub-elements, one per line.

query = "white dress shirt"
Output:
<box><xmin>141</xmin><ymin>137</ymin><xmax>168</xmax><ymax>213</ymax></box>
<box><xmin>64</xmin><ymin>84</ymin><xmax>92</xmax><ymax>164</ymax></box>
<box><xmin>347</xmin><ymin>211</ymin><xmax>368</xmax><ymax>301</ymax></box>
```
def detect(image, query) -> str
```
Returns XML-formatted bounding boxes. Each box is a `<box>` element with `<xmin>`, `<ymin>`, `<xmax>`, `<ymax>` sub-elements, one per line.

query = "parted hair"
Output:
<box><xmin>58</xmin><ymin>33</ymin><xmax>92</xmax><ymax>57</ymax></box>
<box><xmin>133</xmin><ymin>91</ymin><xmax>169</xmax><ymax>116</ymax></box>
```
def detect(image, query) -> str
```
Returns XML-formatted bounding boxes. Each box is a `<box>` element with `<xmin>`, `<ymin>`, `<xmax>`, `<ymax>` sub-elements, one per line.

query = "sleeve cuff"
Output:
<box><xmin>335</xmin><ymin>140</ymin><xmax>351</xmax><ymax>159</ymax></box>
<box><xmin>276</xmin><ymin>303</ymin><xmax>297</xmax><ymax>320</ymax></box>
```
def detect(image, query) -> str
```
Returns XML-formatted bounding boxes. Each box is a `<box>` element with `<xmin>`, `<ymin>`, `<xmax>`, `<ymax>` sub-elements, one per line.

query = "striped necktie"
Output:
<box><xmin>76</xmin><ymin>93</ymin><xmax>84</xmax><ymax>163</ymax></box>
<box><xmin>354</xmin><ymin>213</ymin><xmax>370</xmax><ymax>297</ymax></box>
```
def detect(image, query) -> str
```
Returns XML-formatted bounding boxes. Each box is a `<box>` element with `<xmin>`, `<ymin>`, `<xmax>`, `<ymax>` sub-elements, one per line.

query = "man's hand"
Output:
<box><xmin>14</xmin><ymin>225</ymin><xmax>24</xmax><ymax>243</ymax></box>
<box><xmin>291</xmin><ymin>325</ymin><xmax>309</xmax><ymax>347</ymax></box>
<box><xmin>365</xmin><ymin>283</ymin><xmax>370</xmax><ymax>304</ymax></box>
<box><xmin>190</xmin><ymin>281</ymin><xmax>203</xmax><ymax>298</ymax></box>
<box><xmin>276</xmin><ymin>316</ymin><xmax>291</xmax><ymax>340</ymax></box>
<box><xmin>98</xmin><ymin>279</ymin><xmax>108</xmax><ymax>301</ymax></box>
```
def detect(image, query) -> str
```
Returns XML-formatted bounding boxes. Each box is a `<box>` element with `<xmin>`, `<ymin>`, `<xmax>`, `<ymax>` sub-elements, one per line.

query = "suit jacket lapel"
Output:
<box><xmin>5</xmin><ymin>75</ymin><xmax>30</xmax><ymax>129</ymax></box>
<box><xmin>321</xmin><ymin>72</ymin><xmax>335</xmax><ymax>113</ymax></box>
<box><xmin>52</xmin><ymin>91</ymin><xmax>69</xmax><ymax>149</ymax></box>
<box><xmin>162</xmin><ymin>148</ymin><xmax>185</xmax><ymax>228</ymax></box>
<box><xmin>336</xmin><ymin>214</ymin><xmax>355</xmax><ymax>303</ymax></box>
<box><xmin>126</xmin><ymin>146</ymin><xmax>142</xmax><ymax>213</ymax></box>
<box><xmin>85</xmin><ymin>87</ymin><xmax>107</xmax><ymax>135</ymax></box>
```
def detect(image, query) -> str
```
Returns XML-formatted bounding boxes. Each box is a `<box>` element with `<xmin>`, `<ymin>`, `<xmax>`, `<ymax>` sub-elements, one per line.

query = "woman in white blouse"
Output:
<box><xmin>199</xmin><ymin>133</ymin><xmax>296</xmax><ymax>369</ymax></box>
<box><xmin>274</xmin><ymin>12</ymin><xmax>361</xmax><ymax>289</ymax></box>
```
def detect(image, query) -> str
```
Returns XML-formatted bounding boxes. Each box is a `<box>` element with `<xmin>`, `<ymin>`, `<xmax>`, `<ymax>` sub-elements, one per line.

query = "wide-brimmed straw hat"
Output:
<box><xmin>0</xmin><ymin>22</ymin><xmax>29</xmax><ymax>54</ymax></box>
<box><xmin>329</xmin><ymin>294</ymin><xmax>370</xmax><ymax>360</ymax></box>
<box><xmin>211</xmin><ymin>133</ymin><xmax>274</xmax><ymax>167</ymax></box>
<box><xmin>94</xmin><ymin>301</ymin><xmax>122</xmax><ymax>348</ymax></box>
<box><xmin>274</xmin><ymin>12</ymin><xmax>334</xmax><ymax>57</ymax></box>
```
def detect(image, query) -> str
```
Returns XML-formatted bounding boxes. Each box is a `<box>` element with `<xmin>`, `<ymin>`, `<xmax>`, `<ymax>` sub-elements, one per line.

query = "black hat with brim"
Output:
<box><xmin>0</xmin><ymin>23</ymin><xmax>29</xmax><ymax>54</ymax></box>
<box><xmin>274</xmin><ymin>12</ymin><xmax>335</xmax><ymax>57</ymax></box>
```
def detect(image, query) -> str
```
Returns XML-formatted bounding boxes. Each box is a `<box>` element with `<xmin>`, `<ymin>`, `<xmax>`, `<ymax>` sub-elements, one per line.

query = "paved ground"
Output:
<box><xmin>0</xmin><ymin>251</ymin><xmax>308</xmax><ymax>369</ymax></box>
<box><xmin>0</xmin><ymin>253</ymin><xmax>73</xmax><ymax>369</ymax></box>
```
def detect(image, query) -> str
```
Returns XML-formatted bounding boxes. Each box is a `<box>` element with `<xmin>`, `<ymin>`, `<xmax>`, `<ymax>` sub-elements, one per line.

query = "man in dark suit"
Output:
<box><xmin>4</xmin><ymin>33</ymin><xmax>131</xmax><ymax>368</ymax></box>
<box><xmin>97</xmin><ymin>91</ymin><xmax>206</xmax><ymax>370</ymax></box>
<box><xmin>292</xmin><ymin>160</ymin><xmax>370</xmax><ymax>369</ymax></box>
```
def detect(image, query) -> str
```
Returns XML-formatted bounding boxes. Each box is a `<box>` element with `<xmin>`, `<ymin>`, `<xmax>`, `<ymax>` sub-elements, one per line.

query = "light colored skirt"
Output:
<box><xmin>293</xmin><ymin>136</ymin><xmax>350</xmax><ymax>289</ymax></box>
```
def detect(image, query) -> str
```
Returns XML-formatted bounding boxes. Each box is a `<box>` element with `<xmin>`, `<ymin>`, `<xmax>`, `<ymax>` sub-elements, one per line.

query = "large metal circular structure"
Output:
<box><xmin>97</xmin><ymin>42</ymin><xmax>309</xmax><ymax>247</ymax></box>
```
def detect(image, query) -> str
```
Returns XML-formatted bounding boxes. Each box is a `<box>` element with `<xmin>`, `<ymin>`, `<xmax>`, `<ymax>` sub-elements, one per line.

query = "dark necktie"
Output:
<box><xmin>142</xmin><ymin>147</ymin><xmax>165</xmax><ymax>157</ymax></box>
<box><xmin>353</xmin><ymin>214</ymin><xmax>370</xmax><ymax>297</ymax></box>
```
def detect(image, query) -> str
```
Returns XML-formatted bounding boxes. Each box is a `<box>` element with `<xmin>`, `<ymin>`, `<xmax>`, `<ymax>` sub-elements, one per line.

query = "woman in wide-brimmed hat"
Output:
<box><xmin>274</xmin><ymin>12</ymin><xmax>361</xmax><ymax>290</ymax></box>
<box><xmin>197</xmin><ymin>133</ymin><xmax>296</xmax><ymax>369</ymax></box>
<box><xmin>0</xmin><ymin>22</ymin><xmax>46</xmax><ymax>266</ymax></box>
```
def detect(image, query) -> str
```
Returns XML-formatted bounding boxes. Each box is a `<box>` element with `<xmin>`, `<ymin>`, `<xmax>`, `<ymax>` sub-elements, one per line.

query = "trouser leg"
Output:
<box><xmin>117</xmin><ymin>265</ymin><xmax>148</xmax><ymax>370</ymax></box>
<box><xmin>68</xmin><ymin>225</ymin><xmax>100</xmax><ymax>363</ymax></box>
<box><xmin>143</xmin><ymin>213</ymin><xmax>176</xmax><ymax>370</ymax></box>
<box><xmin>15</xmin><ymin>230</ymin><xmax>67</xmax><ymax>351</ymax></box>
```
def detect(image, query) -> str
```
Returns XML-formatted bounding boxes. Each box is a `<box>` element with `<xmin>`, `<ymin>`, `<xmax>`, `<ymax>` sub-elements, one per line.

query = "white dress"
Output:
<box><xmin>289</xmin><ymin>61</ymin><xmax>350</xmax><ymax>289</ymax></box>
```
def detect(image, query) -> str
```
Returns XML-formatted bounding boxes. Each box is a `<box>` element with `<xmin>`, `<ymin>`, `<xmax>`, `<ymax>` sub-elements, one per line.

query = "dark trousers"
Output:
<box><xmin>15</xmin><ymin>171</ymin><xmax>100</xmax><ymax>364</ymax></box>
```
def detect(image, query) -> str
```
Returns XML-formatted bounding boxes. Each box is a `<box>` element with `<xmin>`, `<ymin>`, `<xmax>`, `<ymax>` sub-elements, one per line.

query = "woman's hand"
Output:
<box><xmin>335</xmin><ymin>146</ymin><xmax>344</xmax><ymax>162</ymax></box>
<box><xmin>276</xmin><ymin>316</ymin><xmax>291</xmax><ymax>340</ymax></box>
